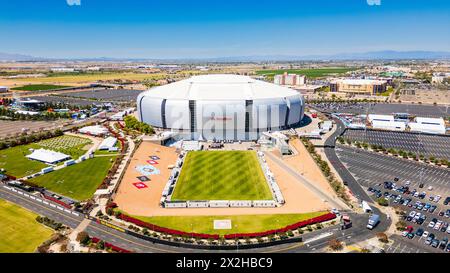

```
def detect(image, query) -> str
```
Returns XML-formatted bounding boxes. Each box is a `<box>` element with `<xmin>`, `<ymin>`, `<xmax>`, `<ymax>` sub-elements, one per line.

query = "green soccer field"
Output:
<box><xmin>171</xmin><ymin>151</ymin><xmax>272</xmax><ymax>201</ymax></box>
<box><xmin>11</xmin><ymin>84</ymin><xmax>71</xmax><ymax>91</ymax></box>
<box><xmin>28</xmin><ymin>156</ymin><xmax>116</xmax><ymax>201</ymax></box>
<box><xmin>0</xmin><ymin>199</ymin><xmax>53</xmax><ymax>253</ymax></box>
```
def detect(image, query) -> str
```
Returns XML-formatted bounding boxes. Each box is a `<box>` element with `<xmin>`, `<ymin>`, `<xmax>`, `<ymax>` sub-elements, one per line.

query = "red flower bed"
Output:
<box><xmin>223</xmin><ymin>213</ymin><xmax>336</xmax><ymax>239</ymax></box>
<box><xmin>118</xmin><ymin>213</ymin><xmax>335</xmax><ymax>240</ymax></box>
<box><xmin>42</xmin><ymin>195</ymin><xmax>72</xmax><ymax>209</ymax></box>
<box><xmin>91</xmin><ymin>237</ymin><xmax>132</xmax><ymax>253</ymax></box>
<box><xmin>119</xmin><ymin>214</ymin><xmax>220</xmax><ymax>240</ymax></box>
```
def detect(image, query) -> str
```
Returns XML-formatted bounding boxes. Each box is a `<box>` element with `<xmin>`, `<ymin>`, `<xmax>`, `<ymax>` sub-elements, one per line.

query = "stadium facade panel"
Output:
<box><xmin>137</xmin><ymin>74</ymin><xmax>304</xmax><ymax>140</ymax></box>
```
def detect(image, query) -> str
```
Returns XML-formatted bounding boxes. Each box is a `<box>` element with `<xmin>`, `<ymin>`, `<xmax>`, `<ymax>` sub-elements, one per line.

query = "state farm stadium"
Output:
<box><xmin>137</xmin><ymin>74</ymin><xmax>304</xmax><ymax>140</ymax></box>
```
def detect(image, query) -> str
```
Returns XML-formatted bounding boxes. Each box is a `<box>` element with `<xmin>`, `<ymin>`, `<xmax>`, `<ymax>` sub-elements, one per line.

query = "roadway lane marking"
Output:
<box><xmin>87</xmin><ymin>223</ymin><xmax>177</xmax><ymax>253</ymax></box>
<box><xmin>0</xmin><ymin>188</ymin><xmax>83</xmax><ymax>224</ymax></box>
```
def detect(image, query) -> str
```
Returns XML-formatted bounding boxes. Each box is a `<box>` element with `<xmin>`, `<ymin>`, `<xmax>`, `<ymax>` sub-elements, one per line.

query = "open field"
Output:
<box><xmin>11</xmin><ymin>84</ymin><xmax>71</xmax><ymax>91</ymax></box>
<box><xmin>14</xmin><ymin>72</ymin><xmax>167</xmax><ymax>84</ymax></box>
<box><xmin>28</xmin><ymin>156</ymin><xmax>116</xmax><ymax>200</ymax></box>
<box><xmin>0</xmin><ymin>199</ymin><xmax>53</xmax><ymax>253</ymax></box>
<box><xmin>171</xmin><ymin>151</ymin><xmax>272</xmax><ymax>201</ymax></box>
<box><xmin>0</xmin><ymin>144</ymin><xmax>48</xmax><ymax>177</ymax></box>
<box><xmin>132</xmin><ymin>211</ymin><xmax>327</xmax><ymax>235</ymax></box>
<box><xmin>0</xmin><ymin>135</ymin><xmax>92</xmax><ymax>177</ymax></box>
<box><xmin>256</xmin><ymin>68</ymin><xmax>357</xmax><ymax>78</ymax></box>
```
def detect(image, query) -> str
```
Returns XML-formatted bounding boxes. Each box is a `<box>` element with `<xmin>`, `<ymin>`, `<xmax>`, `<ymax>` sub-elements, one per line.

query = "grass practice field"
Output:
<box><xmin>255</xmin><ymin>68</ymin><xmax>356</xmax><ymax>78</ymax></box>
<box><xmin>171</xmin><ymin>151</ymin><xmax>272</xmax><ymax>201</ymax></box>
<box><xmin>11</xmin><ymin>84</ymin><xmax>71</xmax><ymax>91</ymax></box>
<box><xmin>28</xmin><ymin>156</ymin><xmax>116</xmax><ymax>200</ymax></box>
<box><xmin>133</xmin><ymin>212</ymin><xmax>327</xmax><ymax>235</ymax></box>
<box><xmin>0</xmin><ymin>135</ymin><xmax>92</xmax><ymax>177</ymax></box>
<box><xmin>0</xmin><ymin>144</ymin><xmax>47</xmax><ymax>177</ymax></box>
<box><xmin>0</xmin><ymin>199</ymin><xmax>53</xmax><ymax>252</ymax></box>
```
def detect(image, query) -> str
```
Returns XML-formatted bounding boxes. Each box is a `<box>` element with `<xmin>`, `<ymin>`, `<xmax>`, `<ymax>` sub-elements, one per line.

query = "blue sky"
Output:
<box><xmin>0</xmin><ymin>0</ymin><xmax>449</xmax><ymax>58</ymax></box>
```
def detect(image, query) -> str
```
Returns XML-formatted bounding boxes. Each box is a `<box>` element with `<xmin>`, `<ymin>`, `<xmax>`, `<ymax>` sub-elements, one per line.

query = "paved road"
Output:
<box><xmin>0</xmin><ymin>183</ymin><xmax>379</xmax><ymax>253</ymax></box>
<box><xmin>323</xmin><ymin>118</ymin><xmax>391</xmax><ymax>230</ymax></box>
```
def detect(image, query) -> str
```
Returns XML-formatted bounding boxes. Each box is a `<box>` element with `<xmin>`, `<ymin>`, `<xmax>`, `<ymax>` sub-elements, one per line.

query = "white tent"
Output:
<box><xmin>26</xmin><ymin>149</ymin><xmax>70</xmax><ymax>164</ymax></box>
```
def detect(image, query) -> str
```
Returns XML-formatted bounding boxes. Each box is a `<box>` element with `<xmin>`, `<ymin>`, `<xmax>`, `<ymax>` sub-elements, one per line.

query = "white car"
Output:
<box><xmin>428</xmin><ymin>221</ymin><xmax>436</xmax><ymax>228</ymax></box>
<box><xmin>435</xmin><ymin>195</ymin><xmax>442</xmax><ymax>202</ymax></box>
<box><xmin>414</xmin><ymin>192</ymin><xmax>420</xmax><ymax>197</ymax></box>
<box><xmin>434</xmin><ymin>221</ymin><xmax>443</xmax><ymax>230</ymax></box>
<box><xmin>446</xmin><ymin>226</ymin><xmax>450</xmax><ymax>234</ymax></box>
<box><xmin>409</xmin><ymin>211</ymin><xmax>416</xmax><ymax>218</ymax></box>
<box><xmin>405</xmin><ymin>180</ymin><xmax>411</xmax><ymax>186</ymax></box>
<box><xmin>428</xmin><ymin>186</ymin><xmax>433</xmax><ymax>191</ymax></box>
<box><xmin>402</xmin><ymin>231</ymin><xmax>409</xmax><ymax>237</ymax></box>
<box><xmin>422</xmin><ymin>231</ymin><xmax>429</xmax><ymax>238</ymax></box>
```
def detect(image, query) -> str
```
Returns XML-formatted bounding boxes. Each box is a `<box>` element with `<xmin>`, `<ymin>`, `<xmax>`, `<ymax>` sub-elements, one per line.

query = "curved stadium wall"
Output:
<box><xmin>137</xmin><ymin>75</ymin><xmax>304</xmax><ymax>141</ymax></box>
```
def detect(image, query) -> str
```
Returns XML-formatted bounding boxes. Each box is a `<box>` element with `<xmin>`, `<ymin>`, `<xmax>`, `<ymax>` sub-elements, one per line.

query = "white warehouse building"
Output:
<box><xmin>137</xmin><ymin>74</ymin><xmax>305</xmax><ymax>141</ymax></box>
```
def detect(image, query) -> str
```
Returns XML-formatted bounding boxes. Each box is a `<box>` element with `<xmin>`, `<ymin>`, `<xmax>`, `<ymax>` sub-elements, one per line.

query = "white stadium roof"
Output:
<box><xmin>139</xmin><ymin>74</ymin><xmax>300</xmax><ymax>100</ymax></box>
<box><xmin>26</xmin><ymin>148</ymin><xmax>70</xmax><ymax>164</ymax></box>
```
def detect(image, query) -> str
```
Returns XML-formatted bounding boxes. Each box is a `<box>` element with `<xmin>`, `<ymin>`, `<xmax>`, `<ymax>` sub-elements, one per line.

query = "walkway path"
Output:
<box><xmin>265</xmin><ymin>152</ymin><xmax>348</xmax><ymax>210</ymax></box>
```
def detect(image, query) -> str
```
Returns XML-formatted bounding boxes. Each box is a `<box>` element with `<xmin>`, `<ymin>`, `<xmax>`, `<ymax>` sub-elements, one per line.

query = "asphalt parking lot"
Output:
<box><xmin>342</xmin><ymin>129</ymin><xmax>450</xmax><ymax>160</ymax></box>
<box><xmin>311</xmin><ymin>102</ymin><xmax>450</xmax><ymax>118</ymax></box>
<box><xmin>30</xmin><ymin>95</ymin><xmax>98</xmax><ymax>106</ymax></box>
<box><xmin>335</xmin><ymin>145</ymin><xmax>450</xmax><ymax>198</ymax></box>
<box><xmin>365</xmin><ymin>181</ymin><xmax>450</xmax><ymax>253</ymax></box>
<box><xmin>60</xmin><ymin>88</ymin><xmax>142</xmax><ymax>102</ymax></box>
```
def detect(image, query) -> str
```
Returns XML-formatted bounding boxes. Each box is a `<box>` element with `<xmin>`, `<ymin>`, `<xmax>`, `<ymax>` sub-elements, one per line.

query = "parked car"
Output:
<box><xmin>416</xmin><ymin>228</ymin><xmax>424</xmax><ymax>237</ymax></box>
<box><xmin>423</xmin><ymin>231</ymin><xmax>430</xmax><ymax>238</ymax></box>
<box><xmin>439</xmin><ymin>238</ymin><xmax>448</xmax><ymax>250</ymax></box>
<box><xmin>409</xmin><ymin>211</ymin><xmax>416</xmax><ymax>218</ymax></box>
<box><xmin>431</xmin><ymin>239</ymin><xmax>440</xmax><ymax>248</ymax></box>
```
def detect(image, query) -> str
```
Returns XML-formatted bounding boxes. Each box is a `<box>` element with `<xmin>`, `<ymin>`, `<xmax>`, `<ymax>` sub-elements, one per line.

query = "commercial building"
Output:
<box><xmin>274</xmin><ymin>72</ymin><xmax>305</xmax><ymax>86</ymax></box>
<box><xmin>409</xmin><ymin>117</ymin><xmax>446</xmax><ymax>135</ymax></box>
<box><xmin>137</xmin><ymin>74</ymin><xmax>304</xmax><ymax>141</ymax></box>
<box><xmin>330</xmin><ymin>79</ymin><xmax>387</xmax><ymax>95</ymax></box>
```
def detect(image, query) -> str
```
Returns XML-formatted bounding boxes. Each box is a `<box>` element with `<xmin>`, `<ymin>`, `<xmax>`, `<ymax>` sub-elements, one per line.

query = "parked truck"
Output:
<box><xmin>367</xmin><ymin>214</ymin><xmax>380</xmax><ymax>230</ymax></box>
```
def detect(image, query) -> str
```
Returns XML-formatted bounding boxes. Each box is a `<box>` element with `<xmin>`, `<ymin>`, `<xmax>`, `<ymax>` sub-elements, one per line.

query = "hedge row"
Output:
<box><xmin>119</xmin><ymin>212</ymin><xmax>336</xmax><ymax>240</ymax></box>
<box><xmin>91</xmin><ymin>237</ymin><xmax>132</xmax><ymax>253</ymax></box>
<box><xmin>223</xmin><ymin>213</ymin><xmax>337</xmax><ymax>239</ymax></box>
<box><xmin>119</xmin><ymin>214</ymin><xmax>220</xmax><ymax>240</ymax></box>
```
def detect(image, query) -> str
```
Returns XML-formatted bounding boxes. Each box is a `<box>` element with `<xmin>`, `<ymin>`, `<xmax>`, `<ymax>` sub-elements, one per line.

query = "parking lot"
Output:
<box><xmin>311</xmin><ymin>102</ymin><xmax>450</xmax><ymax>118</ymax></box>
<box><xmin>0</xmin><ymin>120</ymin><xmax>68</xmax><ymax>139</ymax></box>
<box><xmin>365</xmin><ymin>181</ymin><xmax>450</xmax><ymax>253</ymax></box>
<box><xmin>343</xmin><ymin>129</ymin><xmax>450</xmax><ymax>160</ymax></box>
<box><xmin>335</xmin><ymin>145</ymin><xmax>450</xmax><ymax>198</ymax></box>
<box><xmin>335</xmin><ymin>145</ymin><xmax>450</xmax><ymax>252</ymax></box>
<box><xmin>30</xmin><ymin>95</ymin><xmax>98</xmax><ymax>107</ymax></box>
<box><xmin>58</xmin><ymin>88</ymin><xmax>142</xmax><ymax>102</ymax></box>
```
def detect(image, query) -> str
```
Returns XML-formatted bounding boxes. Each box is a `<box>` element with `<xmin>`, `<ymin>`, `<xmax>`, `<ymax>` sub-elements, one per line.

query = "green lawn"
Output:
<box><xmin>28</xmin><ymin>156</ymin><xmax>116</xmax><ymax>200</ymax></box>
<box><xmin>132</xmin><ymin>212</ymin><xmax>327</xmax><ymax>235</ymax></box>
<box><xmin>0</xmin><ymin>135</ymin><xmax>92</xmax><ymax>178</ymax></box>
<box><xmin>11</xmin><ymin>84</ymin><xmax>71</xmax><ymax>91</ymax></box>
<box><xmin>0</xmin><ymin>144</ymin><xmax>47</xmax><ymax>177</ymax></box>
<box><xmin>255</xmin><ymin>68</ymin><xmax>357</xmax><ymax>78</ymax></box>
<box><xmin>0</xmin><ymin>199</ymin><xmax>53</xmax><ymax>252</ymax></box>
<box><xmin>171</xmin><ymin>151</ymin><xmax>272</xmax><ymax>201</ymax></box>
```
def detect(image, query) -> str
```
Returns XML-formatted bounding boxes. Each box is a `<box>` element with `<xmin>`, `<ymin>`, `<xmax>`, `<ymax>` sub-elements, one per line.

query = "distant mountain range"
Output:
<box><xmin>1</xmin><ymin>50</ymin><xmax>450</xmax><ymax>62</ymax></box>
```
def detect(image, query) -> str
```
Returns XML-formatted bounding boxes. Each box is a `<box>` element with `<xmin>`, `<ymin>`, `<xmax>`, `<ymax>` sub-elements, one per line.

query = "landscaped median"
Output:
<box><xmin>100</xmin><ymin>205</ymin><xmax>336</xmax><ymax>245</ymax></box>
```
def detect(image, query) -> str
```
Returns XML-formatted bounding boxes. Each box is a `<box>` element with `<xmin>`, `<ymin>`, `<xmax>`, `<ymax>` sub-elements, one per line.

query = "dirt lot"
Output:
<box><xmin>0</xmin><ymin>120</ymin><xmax>69</xmax><ymax>139</ymax></box>
<box><xmin>113</xmin><ymin>141</ymin><xmax>330</xmax><ymax>217</ymax></box>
